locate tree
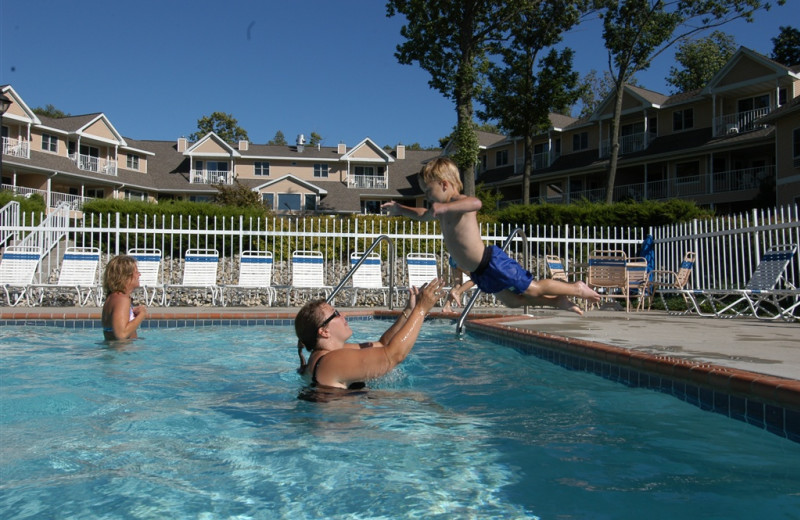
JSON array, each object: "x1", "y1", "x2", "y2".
[
  {"x1": 575, "y1": 70, "x2": 619, "y2": 118},
  {"x1": 213, "y1": 179, "x2": 267, "y2": 211},
  {"x1": 479, "y1": 1, "x2": 585, "y2": 204},
  {"x1": 771, "y1": 25, "x2": 800, "y2": 66},
  {"x1": 596, "y1": 0, "x2": 784, "y2": 204},
  {"x1": 387, "y1": 0, "x2": 522, "y2": 196},
  {"x1": 666, "y1": 31, "x2": 737, "y2": 93},
  {"x1": 309, "y1": 132, "x2": 323, "y2": 146},
  {"x1": 267, "y1": 130, "x2": 287, "y2": 146},
  {"x1": 32, "y1": 104, "x2": 70, "y2": 118},
  {"x1": 189, "y1": 112, "x2": 249, "y2": 143}
]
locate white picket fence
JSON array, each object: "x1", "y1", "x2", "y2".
[{"x1": 1, "y1": 204, "x2": 798, "y2": 300}]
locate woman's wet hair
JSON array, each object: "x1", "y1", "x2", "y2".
[
  {"x1": 295, "y1": 299, "x2": 328, "y2": 372},
  {"x1": 103, "y1": 255, "x2": 137, "y2": 296}
]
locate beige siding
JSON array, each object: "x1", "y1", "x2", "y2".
[{"x1": 84, "y1": 119, "x2": 117, "y2": 141}]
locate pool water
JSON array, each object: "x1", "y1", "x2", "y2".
[{"x1": 1, "y1": 320, "x2": 799, "y2": 519}]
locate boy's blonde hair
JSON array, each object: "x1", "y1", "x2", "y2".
[{"x1": 419, "y1": 157, "x2": 463, "y2": 193}]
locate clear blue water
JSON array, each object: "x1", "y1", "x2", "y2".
[{"x1": 1, "y1": 320, "x2": 799, "y2": 520}]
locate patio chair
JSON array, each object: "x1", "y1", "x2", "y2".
[
  {"x1": 0, "y1": 245, "x2": 42, "y2": 306},
  {"x1": 220, "y1": 250, "x2": 276, "y2": 307},
  {"x1": 545, "y1": 255, "x2": 569, "y2": 282},
  {"x1": 29, "y1": 246, "x2": 102, "y2": 306},
  {"x1": 406, "y1": 252, "x2": 439, "y2": 288},
  {"x1": 286, "y1": 250, "x2": 332, "y2": 306},
  {"x1": 163, "y1": 249, "x2": 220, "y2": 306},
  {"x1": 128, "y1": 248, "x2": 164, "y2": 306},
  {"x1": 645, "y1": 251, "x2": 696, "y2": 311},
  {"x1": 683, "y1": 244, "x2": 798, "y2": 321},
  {"x1": 348, "y1": 251, "x2": 390, "y2": 306},
  {"x1": 624, "y1": 257, "x2": 651, "y2": 312},
  {"x1": 586, "y1": 249, "x2": 629, "y2": 311}
]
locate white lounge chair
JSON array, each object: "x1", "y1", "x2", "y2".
[
  {"x1": 348, "y1": 251, "x2": 390, "y2": 306},
  {"x1": 128, "y1": 248, "x2": 164, "y2": 306},
  {"x1": 286, "y1": 250, "x2": 332, "y2": 306},
  {"x1": 220, "y1": 250, "x2": 276, "y2": 306},
  {"x1": 29, "y1": 246, "x2": 102, "y2": 306},
  {"x1": 163, "y1": 249, "x2": 220, "y2": 306},
  {"x1": 406, "y1": 252, "x2": 439, "y2": 289},
  {"x1": 0, "y1": 245, "x2": 42, "y2": 306},
  {"x1": 681, "y1": 244, "x2": 798, "y2": 321}
]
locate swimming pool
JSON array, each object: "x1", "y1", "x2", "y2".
[{"x1": 2, "y1": 320, "x2": 799, "y2": 519}]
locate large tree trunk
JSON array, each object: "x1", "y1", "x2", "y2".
[{"x1": 604, "y1": 80, "x2": 625, "y2": 204}]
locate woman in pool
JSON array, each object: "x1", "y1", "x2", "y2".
[
  {"x1": 101, "y1": 255, "x2": 148, "y2": 340},
  {"x1": 295, "y1": 278, "x2": 443, "y2": 389}
]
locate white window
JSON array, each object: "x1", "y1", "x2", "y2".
[
  {"x1": 314, "y1": 163, "x2": 329, "y2": 178},
  {"x1": 572, "y1": 132, "x2": 588, "y2": 151},
  {"x1": 42, "y1": 134, "x2": 58, "y2": 153},
  {"x1": 495, "y1": 150, "x2": 508, "y2": 166},
  {"x1": 673, "y1": 109, "x2": 694, "y2": 131},
  {"x1": 125, "y1": 189, "x2": 147, "y2": 201},
  {"x1": 278, "y1": 193, "x2": 302, "y2": 211},
  {"x1": 86, "y1": 189, "x2": 104, "y2": 199},
  {"x1": 127, "y1": 155, "x2": 140, "y2": 170},
  {"x1": 262, "y1": 193, "x2": 274, "y2": 209},
  {"x1": 355, "y1": 166, "x2": 375, "y2": 176},
  {"x1": 255, "y1": 162, "x2": 270, "y2": 176},
  {"x1": 305, "y1": 194, "x2": 317, "y2": 210}
]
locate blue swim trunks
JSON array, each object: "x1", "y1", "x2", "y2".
[{"x1": 469, "y1": 245, "x2": 533, "y2": 294}]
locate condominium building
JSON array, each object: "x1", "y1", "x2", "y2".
[{"x1": 1, "y1": 46, "x2": 799, "y2": 215}]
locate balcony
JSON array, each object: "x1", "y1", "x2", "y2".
[
  {"x1": 1, "y1": 183, "x2": 94, "y2": 210},
  {"x1": 69, "y1": 153, "x2": 118, "y2": 176},
  {"x1": 348, "y1": 173, "x2": 388, "y2": 189},
  {"x1": 1, "y1": 137, "x2": 31, "y2": 159},
  {"x1": 713, "y1": 106, "x2": 771, "y2": 136},
  {"x1": 190, "y1": 169, "x2": 231, "y2": 184},
  {"x1": 601, "y1": 132, "x2": 652, "y2": 158}
]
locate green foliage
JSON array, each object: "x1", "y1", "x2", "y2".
[
  {"x1": 267, "y1": 130, "x2": 287, "y2": 146},
  {"x1": 475, "y1": 182, "x2": 504, "y2": 217},
  {"x1": 213, "y1": 179, "x2": 269, "y2": 211},
  {"x1": 189, "y1": 112, "x2": 249, "y2": 143},
  {"x1": 31, "y1": 104, "x2": 70, "y2": 118},
  {"x1": 771, "y1": 25, "x2": 800, "y2": 66},
  {"x1": 309, "y1": 132, "x2": 323, "y2": 146},
  {"x1": 494, "y1": 199, "x2": 713, "y2": 228},
  {"x1": 0, "y1": 191, "x2": 47, "y2": 225},
  {"x1": 666, "y1": 31, "x2": 737, "y2": 93}
]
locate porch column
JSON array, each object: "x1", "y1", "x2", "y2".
[{"x1": 46, "y1": 176, "x2": 52, "y2": 208}]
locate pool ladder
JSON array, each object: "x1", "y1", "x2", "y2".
[
  {"x1": 455, "y1": 227, "x2": 529, "y2": 336},
  {"x1": 326, "y1": 234, "x2": 396, "y2": 309}
]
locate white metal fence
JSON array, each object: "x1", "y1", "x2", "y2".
[{"x1": 1, "y1": 203, "x2": 798, "y2": 304}]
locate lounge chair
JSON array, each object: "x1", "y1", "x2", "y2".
[
  {"x1": 0, "y1": 245, "x2": 42, "y2": 306},
  {"x1": 128, "y1": 248, "x2": 164, "y2": 306},
  {"x1": 348, "y1": 251, "x2": 390, "y2": 306},
  {"x1": 646, "y1": 251, "x2": 696, "y2": 311},
  {"x1": 682, "y1": 244, "x2": 798, "y2": 321},
  {"x1": 220, "y1": 250, "x2": 276, "y2": 306},
  {"x1": 406, "y1": 252, "x2": 439, "y2": 288},
  {"x1": 163, "y1": 249, "x2": 220, "y2": 306},
  {"x1": 286, "y1": 250, "x2": 332, "y2": 306},
  {"x1": 29, "y1": 246, "x2": 102, "y2": 306},
  {"x1": 586, "y1": 249, "x2": 629, "y2": 311}
]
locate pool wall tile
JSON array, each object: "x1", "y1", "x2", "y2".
[{"x1": 466, "y1": 317, "x2": 800, "y2": 444}]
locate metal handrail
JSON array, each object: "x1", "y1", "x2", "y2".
[
  {"x1": 456, "y1": 227, "x2": 529, "y2": 335},
  {"x1": 326, "y1": 234, "x2": 395, "y2": 309}
]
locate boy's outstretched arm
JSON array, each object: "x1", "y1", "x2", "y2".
[
  {"x1": 381, "y1": 201, "x2": 433, "y2": 221},
  {"x1": 430, "y1": 195, "x2": 482, "y2": 217}
]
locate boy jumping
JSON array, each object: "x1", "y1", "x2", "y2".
[{"x1": 382, "y1": 157, "x2": 600, "y2": 315}]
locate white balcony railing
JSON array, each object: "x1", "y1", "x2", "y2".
[
  {"x1": 69, "y1": 153, "x2": 118, "y2": 176},
  {"x1": 1, "y1": 183, "x2": 94, "y2": 210},
  {"x1": 713, "y1": 106, "x2": 771, "y2": 136},
  {"x1": 601, "y1": 131, "x2": 652, "y2": 158},
  {"x1": 190, "y1": 169, "x2": 231, "y2": 184},
  {"x1": 2, "y1": 137, "x2": 31, "y2": 159},
  {"x1": 348, "y1": 174, "x2": 388, "y2": 189}
]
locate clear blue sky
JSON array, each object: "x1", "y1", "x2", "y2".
[{"x1": 1, "y1": 0, "x2": 794, "y2": 149}]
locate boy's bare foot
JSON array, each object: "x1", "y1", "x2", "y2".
[
  {"x1": 556, "y1": 295, "x2": 583, "y2": 316},
  {"x1": 576, "y1": 281, "x2": 601, "y2": 303}
]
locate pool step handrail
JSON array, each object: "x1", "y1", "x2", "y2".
[
  {"x1": 455, "y1": 227, "x2": 529, "y2": 335},
  {"x1": 326, "y1": 234, "x2": 395, "y2": 310}
]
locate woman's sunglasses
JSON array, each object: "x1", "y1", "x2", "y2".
[{"x1": 319, "y1": 309, "x2": 340, "y2": 328}]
